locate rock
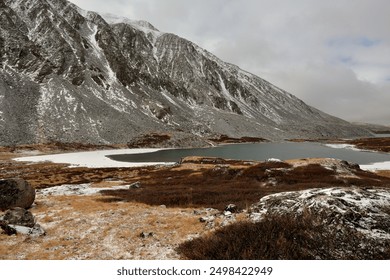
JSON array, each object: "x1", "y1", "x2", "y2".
[
  {"x1": 129, "y1": 181, "x2": 141, "y2": 189},
  {"x1": 8, "y1": 224, "x2": 46, "y2": 236},
  {"x1": 249, "y1": 187, "x2": 390, "y2": 236},
  {"x1": 199, "y1": 216, "x2": 215, "y2": 223},
  {"x1": 3, "y1": 207, "x2": 35, "y2": 227},
  {"x1": 0, "y1": 179, "x2": 35, "y2": 210},
  {"x1": 140, "y1": 232, "x2": 153, "y2": 238},
  {"x1": 224, "y1": 204, "x2": 238, "y2": 213},
  {"x1": 266, "y1": 158, "x2": 282, "y2": 162},
  {"x1": 193, "y1": 208, "x2": 219, "y2": 216},
  {"x1": 223, "y1": 211, "x2": 232, "y2": 216},
  {"x1": 0, "y1": 221, "x2": 17, "y2": 236}
]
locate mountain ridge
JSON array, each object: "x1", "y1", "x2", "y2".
[{"x1": 0, "y1": 0, "x2": 371, "y2": 146}]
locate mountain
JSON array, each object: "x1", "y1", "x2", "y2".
[
  {"x1": 352, "y1": 122, "x2": 390, "y2": 134},
  {"x1": 0, "y1": 0, "x2": 370, "y2": 146}
]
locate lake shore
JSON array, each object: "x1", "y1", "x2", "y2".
[{"x1": 1, "y1": 137, "x2": 390, "y2": 259}]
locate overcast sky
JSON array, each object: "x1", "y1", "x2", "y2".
[{"x1": 69, "y1": 0, "x2": 390, "y2": 125}]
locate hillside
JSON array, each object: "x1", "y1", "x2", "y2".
[{"x1": 0, "y1": 0, "x2": 370, "y2": 146}]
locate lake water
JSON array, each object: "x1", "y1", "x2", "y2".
[{"x1": 106, "y1": 142, "x2": 390, "y2": 165}]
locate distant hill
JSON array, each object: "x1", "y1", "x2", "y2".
[{"x1": 352, "y1": 122, "x2": 390, "y2": 134}]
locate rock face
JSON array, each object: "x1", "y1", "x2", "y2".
[
  {"x1": 250, "y1": 187, "x2": 390, "y2": 240},
  {"x1": 0, "y1": 0, "x2": 371, "y2": 146},
  {"x1": 0, "y1": 178, "x2": 35, "y2": 210}
]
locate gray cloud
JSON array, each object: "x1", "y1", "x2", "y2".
[{"x1": 70, "y1": 0, "x2": 390, "y2": 125}]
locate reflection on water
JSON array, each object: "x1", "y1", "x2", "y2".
[{"x1": 107, "y1": 142, "x2": 390, "y2": 165}]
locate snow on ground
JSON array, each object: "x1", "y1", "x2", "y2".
[
  {"x1": 325, "y1": 143, "x2": 390, "y2": 171},
  {"x1": 36, "y1": 183, "x2": 131, "y2": 196},
  {"x1": 250, "y1": 186, "x2": 390, "y2": 239},
  {"x1": 325, "y1": 143, "x2": 361, "y2": 151},
  {"x1": 361, "y1": 161, "x2": 390, "y2": 171},
  {"x1": 13, "y1": 148, "x2": 175, "y2": 168}
]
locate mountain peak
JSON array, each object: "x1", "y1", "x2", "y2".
[
  {"x1": 101, "y1": 13, "x2": 160, "y2": 32},
  {"x1": 0, "y1": 0, "x2": 371, "y2": 145}
]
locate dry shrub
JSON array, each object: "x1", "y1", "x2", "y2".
[
  {"x1": 177, "y1": 211, "x2": 390, "y2": 260},
  {"x1": 209, "y1": 134, "x2": 267, "y2": 144},
  {"x1": 348, "y1": 137, "x2": 390, "y2": 153},
  {"x1": 99, "y1": 162, "x2": 390, "y2": 210},
  {"x1": 127, "y1": 133, "x2": 171, "y2": 148}
]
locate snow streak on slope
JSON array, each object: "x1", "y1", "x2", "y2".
[{"x1": 0, "y1": 0, "x2": 371, "y2": 145}]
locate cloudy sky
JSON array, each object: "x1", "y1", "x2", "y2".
[{"x1": 69, "y1": 0, "x2": 390, "y2": 125}]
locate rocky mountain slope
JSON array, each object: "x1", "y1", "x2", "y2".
[{"x1": 0, "y1": 0, "x2": 370, "y2": 146}]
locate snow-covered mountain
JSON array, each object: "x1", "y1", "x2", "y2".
[{"x1": 0, "y1": 0, "x2": 370, "y2": 146}]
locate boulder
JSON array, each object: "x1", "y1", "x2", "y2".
[
  {"x1": 3, "y1": 207, "x2": 35, "y2": 227},
  {"x1": 224, "y1": 204, "x2": 238, "y2": 213},
  {"x1": 129, "y1": 181, "x2": 141, "y2": 189},
  {"x1": 0, "y1": 179, "x2": 35, "y2": 210}
]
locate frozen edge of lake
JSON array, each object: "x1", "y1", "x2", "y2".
[
  {"x1": 360, "y1": 161, "x2": 390, "y2": 171},
  {"x1": 13, "y1": 146, "x2": 390, "y2": 171},
  {"x1": 324, "y1": 143, "x2": 390, "y2": 171},
  {"x1": 13, "y1": 148, "x2": 175, "y2": 168}
]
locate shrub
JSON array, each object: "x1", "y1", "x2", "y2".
[{"x1": 177, "y1": 211, "x2": 390, "y2": 260}]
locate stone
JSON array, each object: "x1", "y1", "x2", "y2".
[
  {"x1": 223, "y1": 211, "x2": 232, "y2": 216},
  {"x1": 8, "y1": 224, "x2": 46, "y2": 236},
  {"x1": 224, "y1": 204, "x2": 238, "y2": 213},
  {"x1": 129, "y1": 181, "x2": 141, "y2": 189},
  {"x1": 3, "y1": 207, "x2": 35, "y2": 227},
  {"x1": 0, "y1": 179, "x2": 35, "y2": 210},
  {"x1": 140, "y1": 232, "x2": 153, "y2": 238},
  {"x1": 0, "y1": 221, "x2": 17, "y2": 236},
  {"x1": 199, "y1": 216, "x2": 215, "y2": 223}
]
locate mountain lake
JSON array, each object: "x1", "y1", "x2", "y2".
[{"x1": 106, "y1": 141, "x2": 390, "y2": 165}]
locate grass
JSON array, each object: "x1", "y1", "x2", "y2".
[
  {"x1": 208, "y1": 134, "x2": 267, "y2": 144},
  {"x1": 99, "y1": 161, "x2": 390, "y2": 210},
  {"x1": 177, "y1": 210, "x2": 390, "y2": 260},
  {"x1": 347, "y1": 137, "x2": 390, "y2": 153},
  {"x1": 3, "y1": 154, "x2": 390, "y2": 211},
  {"x1": 127, "y1": 133, "x2": 172, "y2": 148}
]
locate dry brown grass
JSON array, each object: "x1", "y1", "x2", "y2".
[
  {"x1": 208, "y1": 134, "x2": 267, "y2": 144},
  {"x1": 377, "y1": 170, "x2": 390, "y2": 178},
  {"x1": 2, "y1": 146, "x2": 390, "y2": 260},
  {"x1": 127, "y1": 133, "x2": 172, "y2": 148},
  {"x1": 0, "y1": 194, "x2": 204, "y2": 260},
  {"x1": 98, "y1": 160, "x2": 390, "y2": 211},
  {"x1": 177, "y1": 210, "x2": 390, "y2": 260},
  {"x1": 2, "y1": 152, "x2": 390, "y2": 211},
  {"x1": 347, "y1": 137, "x2": 390, "y2": 153}
]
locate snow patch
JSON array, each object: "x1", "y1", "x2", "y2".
[
  {"x1": 360, "y1": 161, "x2": 390, "y2": 171},
  {"x1": 161, "y1": 90, "x2": 178, "y2": 106},
  {"x1": 325, "y1": 143, "x2": 360, "y2": 151},
  {"x1": 36, "y1": 183, "x2": 131, "y2": 196},
  {"x1": 250, "y1": 187, "x2": 390, "y2": 239},
  {"x1": 14, "y1": 148, "x2": 175, "y2": 168}
]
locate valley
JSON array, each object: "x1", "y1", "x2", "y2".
[
  {"x1": 1, "y1": 137, "x2": 390, "y2": 259},
  {"x1": 1, "y1": 0, "x2": 390, "y2": 261}
]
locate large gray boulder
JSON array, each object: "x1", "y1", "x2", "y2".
[{"x1": 0, "y1": 179, "x2": 35, "y2": 210}]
